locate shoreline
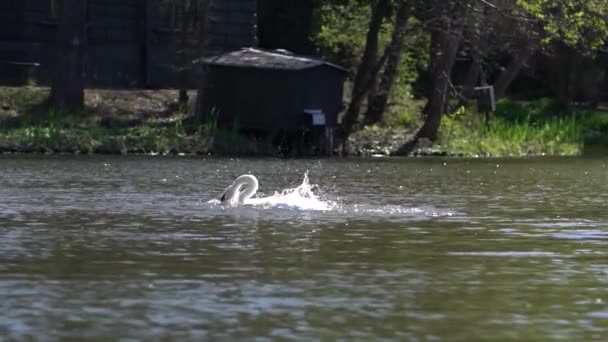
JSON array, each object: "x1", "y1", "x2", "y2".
[
  {"x1": 0, "y1": 86, "x2": 591, "y2": 158},
  {"x1": 0, "y1": 135, "x2": 586, "y2": 158}
]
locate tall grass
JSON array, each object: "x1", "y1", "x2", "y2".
[
  {"x1": 439, "y1": 106, "x2": 583, "y2": 157},
  {"x1": 0, "y1": 124, "x2": 209, "y2": 155}
]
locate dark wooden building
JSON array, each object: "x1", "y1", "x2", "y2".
[
  {"x1": 0, "y1": 0, "x2": 257, "y2": 87},
  {"x1": 198, "y1": 48, "x2": 347, "y2": 133}
]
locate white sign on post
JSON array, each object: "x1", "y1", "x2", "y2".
[{"x1": 304, "y1": 109, "x2": 326, "y2": 126}]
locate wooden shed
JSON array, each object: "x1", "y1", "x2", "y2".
[{"x1": 198, "y1": 48, "x2": 347, "y2": 133}]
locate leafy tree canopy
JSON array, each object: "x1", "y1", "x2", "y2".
[{"x1": 515, "y1": 0, "x2": 608, "y2": 52}]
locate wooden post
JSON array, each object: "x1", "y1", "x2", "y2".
[
  {"x1": 475, "y1": 85, "x2": 496, "y2": 127},
  {"x1": 325, "y1": 127, "x2": 334, "y2": 156}
]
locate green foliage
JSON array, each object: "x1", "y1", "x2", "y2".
[
  {"x1": 312, "y1": 0, "x2": 429, "y2": 100},
  {"x1": 0, "y1": 124, "x2": 209, "y2": 155},
  {"x1": 313, "y1": 1, "x2": 377, "y2": 70},
  {"x1": 436, "y1": 98, "x2": 608, "y2": 156},
  {"x1": 495, "y1": 97, "x2": 574, "y2": 122},
  {"x1": 495, "y1": 97, "x2": 608, "y2": 145},
  {"x1": 439, "y1": 106, "x2": 583, "y2": 156},
  {"x1": 380, "y1": 97, "x2": 425, "y2": 128},
  {"x1": 516, "y1": 0, "x2": 608, "y2": 52}
]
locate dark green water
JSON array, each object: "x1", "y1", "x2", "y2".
[{"x1": 1, "y1": 155, "x2": 607, "y2": 340}]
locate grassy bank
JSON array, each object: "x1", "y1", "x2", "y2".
[
  {"x1": 438, "y1": 104, "x2": 583, "y2": 157},
  {"x1": 436, "y1": 98, "x2": 608, "y2": 157},
  {"x1": 0, "y1": 125, "x2": 209, "y2": 155},
  {"x1": 2, "y1": 86, "x2": 606, "y2": 157},
  {"x1": 0, "y1": 86, "x2": 208, "y2": 155},
  {"x1": 0, "y1": 86, "x2": 283, "y2": 155},
  {"x1": 349, "y1": 97, "x2": 606, "y2": 157}
]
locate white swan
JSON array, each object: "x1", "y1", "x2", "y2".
[
  {"x1": 218, "y1": 173, "x2": 335, "y2": 211},
  {"x1": 220, "y1": 174, "x2": 259, "y2": 206}
]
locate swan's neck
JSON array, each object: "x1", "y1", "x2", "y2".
[
  {"x1": 236, "y1": 175, "x2": 258, "y2": 203},
  {"x1": 224, "y1": 174, "x2": 258, "y2": 205}
]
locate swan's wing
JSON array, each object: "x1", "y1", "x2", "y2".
[
  {"x1": 244, "y1": 196, "x2": 268, "y2": 206},
  {"x1": 244, "y1": 194, "x2": 332, "y2": 211}
]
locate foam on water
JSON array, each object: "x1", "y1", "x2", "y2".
[{"x1": 246, "y1": 172, "x2": 337, "y2": 211}]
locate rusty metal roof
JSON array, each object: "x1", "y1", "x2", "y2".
[{"x1": 196, "y1": 48, "x2": 347, "y2": 73}]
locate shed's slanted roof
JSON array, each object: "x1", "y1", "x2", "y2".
[{"x1": 197, "y1": 48, "x2": 347, "y2": 73}]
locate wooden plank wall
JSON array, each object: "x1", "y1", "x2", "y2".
[{"x1": 0, "y1": 0, "x2": 259, "y2": 87}]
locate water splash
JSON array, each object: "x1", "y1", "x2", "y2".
[
  {"x1": 247, "y1": 172, "x2": 338, "y2": 211},
  {"x1": 209, "y1": 172, "x2": 458, "y2": 219}
]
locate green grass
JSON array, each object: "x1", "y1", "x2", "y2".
[
  {"x1": 0, "y1": 113, "x2": 276, "y2": 156},
  {"x1": 438, "y1": 105, "x2": 583, "y2": 157},
  {"x1": 492, "y1": 97, "x2": 608, "y2": 147},
  {"x1": 381, "y1": 97, "x2": 426, "y2": 128},
  {"x1": 0, "y1": 124, "x2": 210, "y2": 155},
  {"x1": 4, "y1": 86, "x2": 608, "y2": 157},
  {"x1": 0, "y1": 86, "x2": 277, "y2": 155}
]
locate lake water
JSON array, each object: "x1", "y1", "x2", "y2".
[{"x1": 1, "y1": 155, "x2": 607, "y2": 340}]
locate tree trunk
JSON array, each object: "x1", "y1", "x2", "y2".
[
  {"x1": 492, "y1": 41, "x2": 538, "y2": 99},
  {"x1": 461, "y1": 53, "x2": 482, "y2": 99},
  {"x1": 49, "y1": 0, "x2": 87, "y2": 111},
  {"x1": 457, "y1": 1, "x2": 486, "y2": 105},
  {"x1": 340, "y1": 0, "x2": 390, "y2": 136},
  {"x1": 415, "y1": 8, "x2": 464, "y2": 141},
  {"x1": 453, "y1": 42, "x2": 485, "y2": 111},
  {"x1": 420, "y1": 28, "x2": 443, "y2": 116},
  {"x1": 364, "y1": 0, "x2": 410, "y2": 125}
]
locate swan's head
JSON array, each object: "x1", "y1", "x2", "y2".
[{"x1": 220, "y1": 184, "x2": 238, "y2": 206}]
